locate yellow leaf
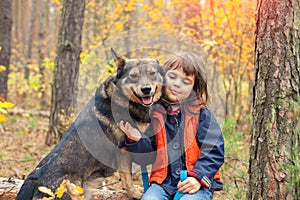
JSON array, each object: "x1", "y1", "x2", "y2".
[
  {"x1": 87, "y1": 1, "x2": 96, "y2": 7},
  {"x1": 38, "y1": 186, "x2": 55, "y2": 197},
  {"x1": 0, "y1": 65, "x2": 6, "y2": 72},
  {"x1": 52, "y1": 0, "x2": 61, "y2": 6},
  {"x1": 74, "y1": 186, "x2": 84, "y2": 194},
  {"x1": 142, "y1": 5, "x2": 150, "y2": 11},
  {"x1": 154, "y1": 0, "x2": 163, "y2": 7},
  {"x1": 0, "y1": 101, "x2": 15, "y2": 109},
  {"x1": 56, "y1": 179, "x2": 69, "y2": 197},
  {"x1": 56, "y1": 184, "x2": 66, "y2": 198},
  {"x1": 115, "y1": 21, "x2": 123, "y2": 31},
  {"x1": 0, "y1": 113, "x2": 7, "y2": 122}
]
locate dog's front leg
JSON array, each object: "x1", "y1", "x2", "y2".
[{"x1": 117, "y1": 147, "x2": 142, "y2": 199}]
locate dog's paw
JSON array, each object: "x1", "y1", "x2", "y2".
[
  {"x1": 131, "y1": 191, "x2": 143, "y2": 200},
  {"x1": 127, "y1": 185, "x2": 143, "y2": 200}
]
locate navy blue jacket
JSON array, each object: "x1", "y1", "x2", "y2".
[{"x1": 126, "y1": 108, "x2": 224, "y2": 194}]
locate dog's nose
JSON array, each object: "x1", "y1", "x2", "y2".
[{"x1": 141, "y1": 85, "x2": 152, "y2": 95}]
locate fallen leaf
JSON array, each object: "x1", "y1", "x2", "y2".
[{"x1": 38, "y1": 186, "x2": 55, "y2": 197}]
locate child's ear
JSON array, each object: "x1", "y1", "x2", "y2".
[{"x1": 111, "y1": 48, "x2": 128, "y2": 80}]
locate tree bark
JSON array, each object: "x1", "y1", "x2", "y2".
[
  {"x1": 37, "y1": 0, "x2": 48, "y2": 108},
  {"x1": 12, "y1": 0, "x2": 20, "y2": 41},
  {"x1": 0, "y1": 0, "x2": 12, "y2": 100},
  {"x1": 24, "y1": 0, "x2": 38, "y2": 79},
  {"x1": 248, "y1": 0, "x2": 300, "y2": 199},
  {"x1": 47, "y1": 0, "x2": 85, "y2": 145}
]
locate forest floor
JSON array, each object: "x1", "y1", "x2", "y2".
[{"x1": 0, "y1": 114, "x2": 250, "y2": 200}]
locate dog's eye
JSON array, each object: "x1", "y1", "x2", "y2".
[
  {"x1": 129, "y1": 73, "x2": 139, "y2": 81},
  {"x1": 148, "y1": 71, "x2": 156, "y2": 77}
]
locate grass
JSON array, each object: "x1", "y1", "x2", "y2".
[{"x1": 215, "y1": 117, "x2": 250, "y2": 200}]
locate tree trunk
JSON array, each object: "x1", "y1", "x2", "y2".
[
  {"x1": 12, "y1": 0, "x2": 20, "y2": 41},
  {"x1": 24, "y1": 0, "x2": 37, "y2": 79},
  {"x1": 37, "y1": 0, "x2": 48, "y2": 108},
  {"x1": 47, "y1": 0, "x2": 85, "y2": 145},
  {"x1": 0, "y1": 0, "x2": 12, "y2": 100},
  {"x1": 123, "y1": 0, "x2": 132, "y2": 56},
  {"x1": 248, "y1": 0, "x2": 300, "y2": 199},
  {"x1": 93, "y1": 0, "x2": 101, "y2": 39},
  {"x1": 21, "y1": 0, "x2": 29, "y2": 60}
]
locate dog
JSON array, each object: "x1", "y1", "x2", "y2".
[{"x1": 16, "y1": 49, "x2": 164, "y2": 200}]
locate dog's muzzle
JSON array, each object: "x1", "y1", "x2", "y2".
[{"x1": 131, "y1": 86, "x2": 157, "y2": 106}]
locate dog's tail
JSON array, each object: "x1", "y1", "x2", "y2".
[{"x1": 15, "y1": 179, "x2": 36, "y2": 200}]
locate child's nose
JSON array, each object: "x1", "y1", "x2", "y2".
[{"x1": 173, "y1": 79, "x2": 181, "y2": 87}]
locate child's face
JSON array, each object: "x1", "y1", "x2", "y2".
[{"x1": 164, "y1": 67, "x2": 195, "y2": 103}]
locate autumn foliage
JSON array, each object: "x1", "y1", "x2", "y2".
[{"x1": 7, "y1": 0, "x2": 256, "y2": 122}]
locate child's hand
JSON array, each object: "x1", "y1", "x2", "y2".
[
  {"x1": 177, "y1": 177, "x2": 201, "y2": 194},
  {"x1": 118, "y1": 120, "x2": 142, "y2": 142}
]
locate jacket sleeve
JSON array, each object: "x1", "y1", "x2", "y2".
[
  {"x1": 188, "y1": 108, "x2": 224, "y2": 188},
  {"x1": 124, "y1": 125, "x2": 157, "y2": 165}
]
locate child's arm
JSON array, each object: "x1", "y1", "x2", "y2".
[{"x1": 188, "y1": 108, "x2": 225, "y2": 188}]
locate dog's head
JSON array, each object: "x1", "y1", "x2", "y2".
[{"x1": 111, "y1": 48, "x2": 164, "y2": 106}]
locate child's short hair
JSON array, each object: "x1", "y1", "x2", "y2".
[{"x1": 163, "y1": 52, "x2": 208, "y2": 105}]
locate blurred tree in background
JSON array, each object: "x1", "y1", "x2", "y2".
[
  {"x1": 47, "y1": 0, "x2": 86, "y2": 144},
  {"x1": 0, "y1": 0, "x2": 12, "y2": 100}
]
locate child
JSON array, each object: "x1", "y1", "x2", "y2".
[{"x1": 118, "y1": 52, "x2": 224, "y2": 200}]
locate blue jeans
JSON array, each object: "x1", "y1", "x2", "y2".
[{"x1": 142, "y1": 183, "x2": 214, "y2": 200}]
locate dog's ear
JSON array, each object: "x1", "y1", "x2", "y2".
[
  {"x1": 111, "y1": 48, "x2": 127, "y2": 68},
  {"x1": 111, "y1": 47, "x2": 119, "y2": 60},
  {"x1": 111, "y1": 48, "x2": 128, "y2": 81},
  {"x1": 155, "y1": 59, "x2": 166, "y2": 76}
]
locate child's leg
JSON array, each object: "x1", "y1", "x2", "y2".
[
  {"x1": 141, "y1": 183, "x2": 170, "y2": 200},
  {"x1": 180, "y1": 187, "x2": 214, "y2": 200}
]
